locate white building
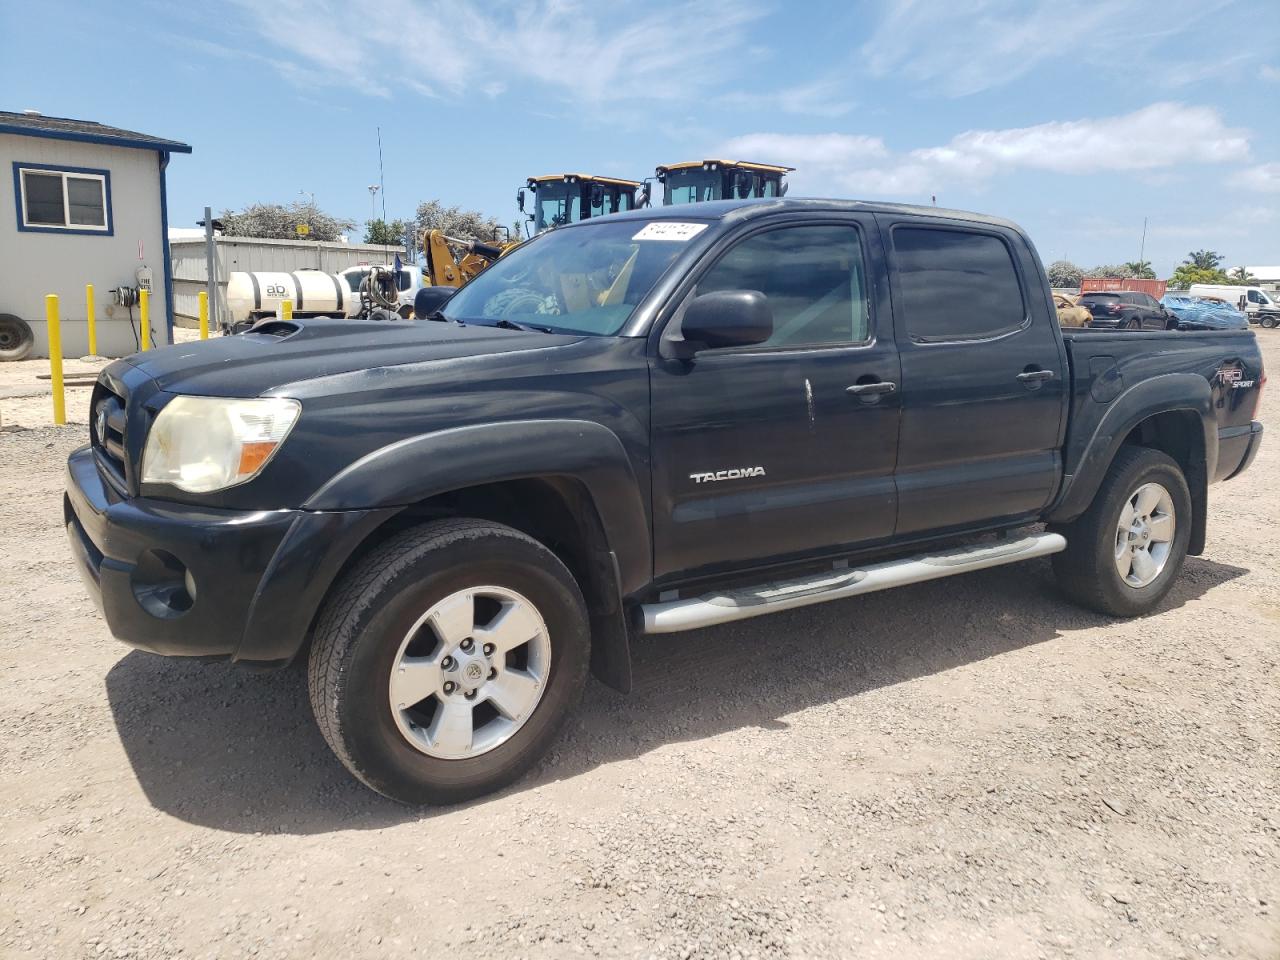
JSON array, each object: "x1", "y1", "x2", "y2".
[
  {"x1": 1244, "y1": 266, "x2": 1280, "y2": 296},
  {"x1": 0, "y1": 110, "x2": 190, "y2": 359}
]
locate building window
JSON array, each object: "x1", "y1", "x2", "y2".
[{"x1": 13, "y1": 163, "x2": 113, "y2": 234}]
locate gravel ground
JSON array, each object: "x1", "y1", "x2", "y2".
[{"x1": 1, "y1": 334, "x2": 1276, "y2": 960}]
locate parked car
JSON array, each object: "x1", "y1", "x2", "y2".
[
  {"x1": 65, "y1": 199, "x2": 1265, "y2": 805},
  {"x1": 1160, "y1": 294, "x2": 1249, "y2": 331},
  {"x1": 1187, "y1": 283, "x2": 1280, "y2": 327},
  {"x1": 1053, "y1": 293, "x2": 1091, "y2": 327},
  {"x1": 1078, "y1": 290, "x2": 1176, "y2": 330}
]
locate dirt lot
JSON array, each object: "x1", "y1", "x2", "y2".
[{"x1": 1, "y1": 334, "x2": 1276, "y2": 960}]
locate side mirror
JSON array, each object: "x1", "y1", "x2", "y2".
[
  {"x1": 516, "y1": 188, "x2": 526, "y2": 212},
  {"x1": 413, "y1": 285, "x2": 455, "y2": 319},
  {"x1": 779, "y1": 180, "x2": 789, "y2": 197},
  {"x1": 671, "y1": 290, "x2": 772, "y2": 355}
]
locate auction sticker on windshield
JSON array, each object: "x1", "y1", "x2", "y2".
[{"x1": 632, "y1": 222, "x2": 708, "y2": 242}]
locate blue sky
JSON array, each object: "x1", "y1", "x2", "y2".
[{"x1": 5, "y1": 0, "x2": 1279, "y2": 276}]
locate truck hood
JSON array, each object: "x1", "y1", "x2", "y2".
[{"x1": 115, "y1": 318, "x2": 584, "y2": 397}]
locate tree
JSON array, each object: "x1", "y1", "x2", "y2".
[
  {"x1": 1229, "y1": 265, "x2": 1256, "y2": 284},
  {"x1": 364, "y1": 218, "x2": 412, "y2": 245},
  {"x1": 1184, "y1": 249, "x2": 1224, "y2": 271},
  {"x1": 219, "y1": 199, "x2": 355, "y2": 242},
  {"x1": 1086, "y1": 263, "x2": 1138, "y2": 279},
  {"x1": 1168, "y1": 264, "x2": 1230, "y2": 289},
  {"x1": 414, "y1": 200, "x2": 508, "y2": 244},
  {"x1": 1123, "y1": 260, "x2": 1156, "y2": 279},
  {"x1": 1046, "y1": 260, "x2": 1084, "y2": 288}
]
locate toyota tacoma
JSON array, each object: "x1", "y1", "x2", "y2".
[{"x1": 65, "y1": 199, "x2": 1265, "y2": 804}]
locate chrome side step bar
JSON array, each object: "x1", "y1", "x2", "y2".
[{"x1": 639, "y1": 532, "x2": 1066, "y2": 635}]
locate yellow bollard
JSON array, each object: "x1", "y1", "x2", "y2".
[
  {"x1": 281, "y1": 299, "x2": 293, "y2": 322},
  {"x1": 86, "y1": 284, "x2": 97, "y2": 357},
  {"x1": 198, "y1": 290, "x2": 209, "y2": 340},
  {"x1": 140, "y1": 288, "x2": 151, "y2": 351},
  {"x1": 46, "y1": 294, "x2": 66, "y2": 426}
]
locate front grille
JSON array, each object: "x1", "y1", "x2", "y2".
[{"x1": 91, "y1": 383, "x2": 128, "y2": 488}]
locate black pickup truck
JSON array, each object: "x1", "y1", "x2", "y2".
[{"x1": 65, "y1": 199, "x2": 1265, "y2": 804}]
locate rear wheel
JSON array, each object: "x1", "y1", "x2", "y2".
[
  {"x1": 308, "y1": 518, "x2": 590, "y2": 804},
  {"x1": 1261, "y1": 315, "x2": 1278, "y2": 329},
  {"x1": 1051, "y1": 446, "x2": 1191, "y2": 617},
  {"x1": 1125, "y1": 315, "x2": 1142, "y2": 330}
]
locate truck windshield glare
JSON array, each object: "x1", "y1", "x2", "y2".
[{"x1": 443, "y1": 220, "x2": 696, "y2": 336}]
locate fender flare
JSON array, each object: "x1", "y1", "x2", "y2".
[
  {"x1": 1046, "y1": 373, "x2": 1215, "y2": 532},
  {"x1": 304, "y1": 419, "x2": 652, "y2": 597}
]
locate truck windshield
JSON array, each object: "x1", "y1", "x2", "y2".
[
  {"x1": 441, "y1": 219, "x2": 700, "y2": 336},
  {"x1": 665, "y1": 170, "x2": 721, "y2": 204},
  {"x1": 534, "y1": 183, "x2": 580, "y2": 232}
]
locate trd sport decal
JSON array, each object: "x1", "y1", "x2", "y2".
[
  {"x1": 1216, "y1": 364, "x2": 1256, "y2": 389},
  {"x1": 689, "y1": 467, "x2": 766, "y2": 484}
]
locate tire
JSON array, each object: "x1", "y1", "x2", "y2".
[
  {"x1": 0, "y1": 313, "x2": 34, "y2": 361},
  {"x1": 1261, "y1": 315, "x2": 1278, "y2": 329},
  {"x1": 1051, "y1": 446, "x2": 1192, "y2": 617},
  {"x1": 1125, "y1": 315, "x2": 1141, "y2": 330},
  {"x1": 308, "y1": 518, "x2": 590, "y2": 805}
]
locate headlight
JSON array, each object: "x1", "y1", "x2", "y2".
[{"x1": 141, "y1": 396, "x2": 301, "y2": 493}]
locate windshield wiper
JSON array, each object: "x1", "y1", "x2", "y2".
[{"x1": 489, "y1": 318, "x2": 557, "y2": 334}]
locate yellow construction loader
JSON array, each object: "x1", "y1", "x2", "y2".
[
  {"x1": 518, "y1": 174, "x2": 646, "y2": 235},
  {"x1": 655, "y1": 160, "x2": 793, "y2": 205},
  {"x1": 420, "y1": 229, "x2": 515, "y2": 287}
]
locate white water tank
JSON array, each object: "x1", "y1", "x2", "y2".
[{"x1": 226, "y1": 271, "x2": 360, "y2": 323}]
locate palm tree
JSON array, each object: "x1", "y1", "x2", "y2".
[
  {"x1": 1229, "y1": 266, "x2": 1256, "y2": 283},
  {"x1": 1184, "y1": 249, "x2": 1224, "y2": 271},
  {"x1": 1124, "y1": 260, "x2": 1156, "y2": 279}
]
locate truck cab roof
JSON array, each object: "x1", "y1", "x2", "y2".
[{"x1": 596, "y1": 196, "x2": 1025, "y2": 233}]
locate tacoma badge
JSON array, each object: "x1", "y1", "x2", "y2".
[{"x1": 689, "y1": 467, "x2": 766, "y2": 484}]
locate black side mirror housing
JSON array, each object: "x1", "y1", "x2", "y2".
[
  {"x1": 667, "y1": 290, "x2": 773, "y2": 357},
  {"x1": 413, "y1": 285, "x2": 456, "y2": 319}
]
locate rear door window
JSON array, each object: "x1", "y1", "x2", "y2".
[{"x1": 892, "y1": 227, "x2": 1026, "y2": 342}]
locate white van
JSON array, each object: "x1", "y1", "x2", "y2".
[
  {"x1": 1187, "y1": 284, "x2": 1280, "y2": 327},
  {"x1": 339, "y1": 264, "x2": 425, "y2": 319}
]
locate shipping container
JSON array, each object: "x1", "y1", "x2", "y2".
[{"x1": 1080, "y1": 277, "x2": 1168, "y2": 299}]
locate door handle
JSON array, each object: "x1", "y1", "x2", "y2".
[
  {"x1": 1017, "y1": 370, "x2": 1055, "y2": 382},
  {"x1": 846, "y1": 381, "x2": 897, "y2": 396}
]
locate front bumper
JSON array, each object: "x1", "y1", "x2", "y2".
[{"x1": 65, "y1": 445, "x2": 394, "y2": 663}]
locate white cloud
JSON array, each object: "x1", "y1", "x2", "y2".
[
  {"x1": 719, "y1": 103, "x2": 1251, "y2": 201},
  {"x1": 723, "y1": 78, "x2": 857, "y2": 118},
  {"x1": 1231, "y1": 163, "x2": 1280, "y2": 193},
  {"x1": 859, "y1": 0, "x2": 1239, "y2": 97},
  {"x1": 1261, "y1": 64, "x2": 1280, "y2": 82},
  {"x1": 227, "y1": 0, "x2": 766, "y2": 103}
]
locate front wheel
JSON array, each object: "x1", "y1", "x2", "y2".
[
  {"x1": 1261, "y1": 315, "x2": 1278, "y2": 329},
  {"x1": 1051, "y1": 446, "x2": 1191, "y2": 617},
  {"x1": 308, "y1": 518, "x2": 590, "y2": 804}
]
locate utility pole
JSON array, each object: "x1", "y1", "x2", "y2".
[
  {"x1": 1139, "y1": 217, "x2": 1148, "y2": 271},
  {"x1": 202, "y1": 206, "x2": 218, "y2": 334}
]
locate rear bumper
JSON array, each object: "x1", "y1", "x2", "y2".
[
  {"x1": 65, "y1": 445, "x2": 395, "y2": 663},
  {"x1": 1218, "y1": 420, "x2": 1263, "y2": 482},
  {"x1": 1085, "y1": 316, "x2": 1123, "y2": 329}
]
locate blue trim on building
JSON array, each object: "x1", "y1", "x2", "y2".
[
  {"x1": 0, "y1": 122, "x2": 191, "y2": 154},
  {"x1": 159, "y1": 152, "x2": 175, "y2": 343},
  {"x1": 12, "y1": 161, "x2": 115, "y2": 236}
]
